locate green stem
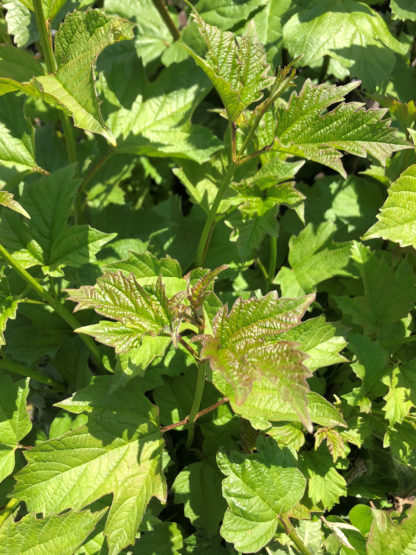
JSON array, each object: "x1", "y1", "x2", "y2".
[
  {"x1": 152, "y1": 0, "x2": 180, "y2": 41},
  {"x1": 0, "y1": 242, "x2": 103, "y2": 369},
  {"x1": 186, "y1": 363, "x2": 206, "y2": 448},
  {"x1": 195, "y1": 163, "x2": 237, "y2": 266},
  {"x1": 0, "y1": 498, "x2": 20, "y2": 529},
  {"x1": 267, "y1": 235, "x2": 277, "y2": 292},
  {"x1": 33, "y1": 0, "x2": 77, "y2": 165},
  {"x1": 0, "y1": 357, "x2": 64, "y2": 390},
  {"x1": 280, "y1": 516, "x2": 313, "y2": 555},
  {"x1": 318, "y1": 54, "x2": 330, "y2": 83}
]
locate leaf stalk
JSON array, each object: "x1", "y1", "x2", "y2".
[
  {"x1": 280, "y1": 516, "x2": 313, "y2": 555},
  {"x1": 152, "y1": 0, "x2": 180, "y2": 41},
  {"x1": 0, "y1": 498, "x2": 20, "y2": 529}
]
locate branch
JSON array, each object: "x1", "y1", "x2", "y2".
[{"x1": 160, "y1": 397, "x2": 229, "y2": 434}]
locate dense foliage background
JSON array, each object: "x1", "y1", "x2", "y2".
[{"x1": 1, "y1": 0, "x2": 416, "y2": 553}]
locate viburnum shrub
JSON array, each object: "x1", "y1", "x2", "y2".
[{"x1": 1, "y1": 0, "x2": 416, "y2": 553}]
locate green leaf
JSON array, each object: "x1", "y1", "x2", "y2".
[
  {"x1": 185, "y1": 12, "x2": 274, "y2": 122},
  {"x1": 275, "y1": 223, "x2": 353, "y2": 294},
  {"x1": 302, "y1": 446, "x2": 347, "y2": 510},
  {"x1": 0, "y1": 94, "x2": 44, "y2": 185},
  {"x1": 367, "y1": 505, "x2": 416, "y2": 555},
  {"x1": 201, "y1": 292, "x2": 314, "y2": 429},
  {"x1": 275, "y1": 80, "x2": 408, "y2": 176},
  {"x1": 0, "y1": 166, "x2": 115, "y2": 275},
  {"x1": 382, "y1": 367, "x2": 413, "y2": 426},
  {"x1": 283, "y1": 0, "x2": 408, "y2": 90},
  {"x1": 100, "y1": 54, "x2": 222, "y2": 163},
  {"x1": 0, "y1": 278, "x2": 19, "y2": 347},
  {"x1": 0, "y1": 44, "x2": 43, "y2": 92},
  {"x1": 390, "y1": 0, "x2": 416, "y2": 21},
  {"x1": 0, "y1": 376, "x2": 31, "y2": 482},
  {"x1": 252, "y1": 0, "x2": 293, "y2": 67},
  {"x1": 13, "y1": 377, "x2": 166, "y2": 555},
  {"x1": 218, "y1": 437, "x2": 307, "y2": 553},
  {"x1": 131, "y1": 521, "x2": 184, "y2": 555},
  {"x1": 363, "y1": 165, "x2": 416, "y2": 248},
  {"x1": 104, "y1": 0, "x2": 176, "y2": 65},
  {"x1": 195, "y1": 0, "x2": 268, "y2": 30},
  {"x1": 335, "y1": 243, "x2": 416, "y2": 334},
  {"x1": 0, "y1": 509, "x2": 107, "y2": 555},
  {"x1": 67, "y1": 270, "x2": 184, "y2": 353},
  {"x1": 279, "y1": 316, "x2": 348, "y2": 372},
  {"x1": 173, "y1": 461, "x2": 226, "y2": 534}
]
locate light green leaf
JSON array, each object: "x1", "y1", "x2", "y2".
[
  {"x1": 252, "y1": 0, "x2": 293, "y2": 67},
  {"x1": 367, "y1": 505, "x2": 416, "y2": 555},
  {"x1": 0, "y1": 376, "x2": 31, "y2": 482},
  {"x1": 195, "y1": 0, "x2": 268, "y2": 29},
  {"x1": 185, "y1": 12, "x2": 274, "y2": 122},
  {"x1": 131, "y1": 522, "x2": 183, "y2": 555},
  {"x1": 0, "y1": 188, "x2": 29, "y2": 218},
  {"x1": 33, "y1": 10, "x2": 134, "y2": 143},
  {"x1": 67, "y1": 269, "x2": 183, "y2": 353},
  {"x1": 173, "y1": 461, "x2": 226, "y2": 534},
  {"x1": 107, "y1": 251, "x2": 186, "y2": 298},
  {"x1": 201, "y1": 292, "x2": 314, "y2": 429},
  {"x1": 3, "y1": 1, "x2": 37, "y2": 48},
  {"x1": 267, "y1": 422, "x2": 305, "y2": 451},
  {"x1": 13, "y1": 377, "x2": 166, "y2": 555},
  {"x1": 0, "y1": 166, "x2": 115, "y2": 275},
  {"x1": 101, "y1": 54, "x2": 222, "y2": 163},
  {"x1": 302, "y1": 446, "x2": 347, "y2": 510},
  {"x1": 315, "y1": 427, "x2": 347, "y2": 462},
  {"x1": 390, "y1": 0, "x2": 416, "y2": 21},
  {"x1": 218, "y1": 437, "x2": 306, "y2": 553},
  {"x1": 283, "y1": 0, "x2": 408, "y2": 90},
  {"x1": 279, "y1": 316, "x2": 348, "y2": 371},
  {"x1": 0, "y1": 509, "x2": 107, "y2": 555},
  {"x1": 275, "y1": 223, "x2": 353, "y2": 294},
  {"x1": 275, "y1": 80, "x2": 408, "y2": 176},
  {"x1": 214, "y1": 367, "x2": 347, "y2": 430},
  {"x1": 363, "y1": 165, "x2": 416, "y2": 248}
]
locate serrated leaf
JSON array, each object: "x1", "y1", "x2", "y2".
[
  {"x1": 173, "y1": 461, "x2": 226, "y2": 534},
  {"x1": 275, "y1": 222, "x2": 353, "y2": 294},
  {"x1": 390, "y1": 0, "x2": 416, "y2": 21},
  {"x1": 363, "y1": 165, "x2": 416, "y2": 248},
  {"x1": 33, "y1": 10, "x2": 134, "y2": 143},
  {"x1": 267, "y1": 422, "x2": 305, "y2": 451},
  {"x1": 0, "y1": 376, "x2": 31, "y2": 482},
  {"x1": 195, "y1": 0, "x2": 268, "y2": 30},
  {"x1": 3, "y1": 1, "x2": 38, "y2": 48},
  {"x1": 315, "y1": 427, "x2": 347, "y2": 462},
  {"x1": 274, "y1": 80, "x2": 408, "y2": 176},
  {"x1": 367, "y1": 505, "x2": 416, "y2": 555},
  {"x1": 382, "y1": 367, "x2": 414, "y2": 425},
  {"x1": 302, "y1": 446, "x2": 347, "y2": 510},
  {"x1": 185, "y1": 12, "x2": 274, "y2": 122},
  {"x1": 0, "y1": 166, "x2": 115, "y2": 275},
  {"x1": 0, "y1": 508, "x2": 107, "y2": 555},
  {"x1": 283, "y1": 0, "x2": 408, "y2": 90},
  {"x1": 0, "y1": 188, "x2": 29, "y2": 218},
  {"x1": 218, "y1": 438, "x2": 306, "y2": 553},
  {"x1": 100, "y1": 51, "x2": 222, "y2": 163},
  {"x1": 67, "y1": 271, "x2": 182, "y2": 353},
  {"x1": 201, "y1": 292, "x2": 314, "y2": 429},
  {"x1": 13, "y1": 376, "x2": 166, "y2": 555},
  {"x1": 279, "y1": 316, "x2": 348, "y2": 372}
]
